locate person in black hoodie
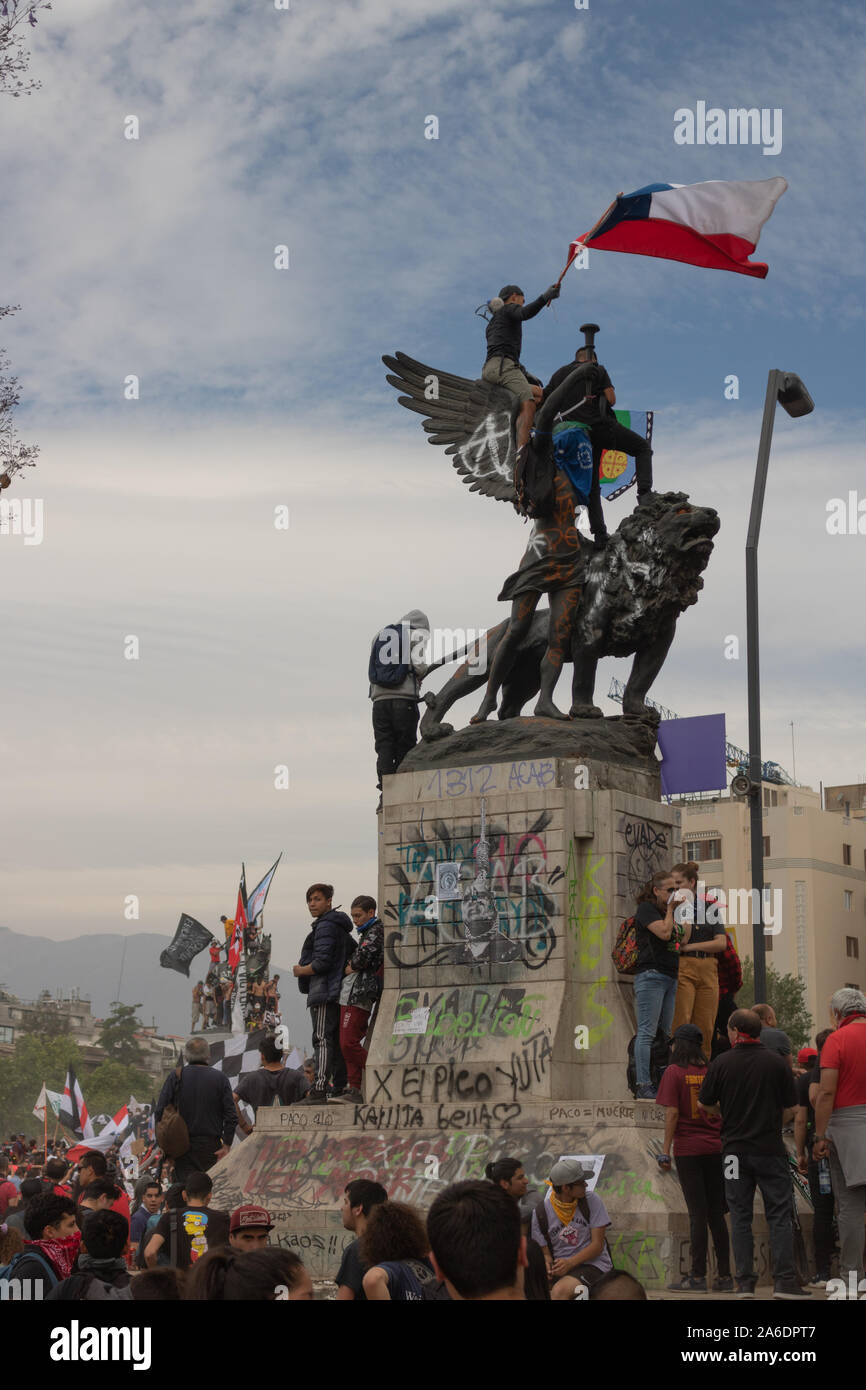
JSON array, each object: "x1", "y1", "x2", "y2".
[{"x1": 293, "y1": 883, "x2": 354, "y2": 1103}]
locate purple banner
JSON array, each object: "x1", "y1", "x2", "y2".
[{"x1": 658, "y1": 713, "x2": 727, "y2": 796}]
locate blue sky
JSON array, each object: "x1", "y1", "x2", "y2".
[{"x1": 2, "y1": 0, "x2": 865, "y2": 997}]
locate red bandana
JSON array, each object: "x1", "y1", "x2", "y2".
[{"x1": 27, "y1": 1231, "x2": 81, "y2": 1281}]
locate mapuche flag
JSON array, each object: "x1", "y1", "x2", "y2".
[
  {"x1": 227, "y1": 867, "x2": 248, "y2": 976},
  {"x1": 571, "y1": 177, "x2": 787, "y2": 279},
  {"x1": 59, "y1": 1066, "x2": 94, "y2": 1140}
]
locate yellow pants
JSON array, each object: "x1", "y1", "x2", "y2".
[{"x1": 672, "y1": 955, "x2": 719, "y2": 1059}]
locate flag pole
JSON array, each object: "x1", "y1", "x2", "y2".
[
  {"x1": 555, "y1": 192, "x2": 622, "y2": 285},
  {"x1": 43, "y1": 1081, "x2": 48, "y2": 1158}
]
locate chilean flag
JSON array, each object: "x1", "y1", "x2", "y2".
[
  {"x1": 227, "y1": 867, "x2": 248, "y2": 976},
  {"x1": 571, "y1": 177, "x2": 787, "y2": 278}
]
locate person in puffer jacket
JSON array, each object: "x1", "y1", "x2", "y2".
[
  {"x1": 293, "y1": 883, "x2": 355, "y2": 1103},
  {"x1": 336, "y1": 895, "x2": 386, "y2": 1105}
]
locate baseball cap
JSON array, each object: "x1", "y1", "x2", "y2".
[
  {"x1": 498, "y1": 284, "x2": 523, "y2": 300},
  {"x1": 797, "y1": 1046, "x2": 818, "y2": 1066},
  {"x1": 230, "y1": 1204, "x2": 274, "y2": 1233},
  {"x1": 549, "y1": 1158, "x2": 594, "y2": 1185}
]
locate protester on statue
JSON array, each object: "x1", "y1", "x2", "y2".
[
  {"x1": 530, "y1": 1158, "x2": 612, "y2": 1300},
  {"x1": 368, "y1": 609, "x2": 430, "y2": 798},
  {"x1": 482, "y1": 282, "x2": 561, "y2": 452},
  {"x1": 698, "y1": 1007, "x2": 808, "y2": 1300},
  {"x1": 129, "y1": 1179, "x2": 164, "y2": 1253},
  {"x1": 656, "y1": 1023, "x2": 732, "y2": 1293},
  {"x1": 227, "y1": 1204, "x2": 273, "y2": 1251},
  {"x1": 813, "y1": 987, "x2": 866, "y2": 1287},
  {"x1": 6, "y1": 1193, "x2": 80, "y2": 1295},
  {"x1": 233, "y1": 1033, "x2": 310, "y2": 1134},
  {"x1": 191, "y1": 981, "x2": 204, "y2": 1033},
  {"x1": 220, "y1": 915, "x2": 235, "y2": 943},
  {"x1": 46, "y1": 1210, "x2": 132, "y2": 1301},
  {"x1": 208, "y1": 938, "x2": 222, "y2": 970},
  {"x1": 144, "y1": 1170, "x2": 229, "y2": 1270},
  {"x1": 669, "y1": 861, "x2": 726, "y2": 1062},
  {"x1": 266, "y1": 975, "x2": 280, "y2": 1012},
  {"x1": 360, "y1": 1200, "x2": 437, "y2": 1300},
  {"x1": 154, "y1": 1036, "x2": 237, "y2": 1182},
  {"x1": 75, "y1": 1151, "x2": 131, "y2": 1228},
  {"x1": 632, "y1": 870, "x2": 691, "y2": 1100},
  {"x1": 542, "y1": 339, "x2": 655, "y2": 510},
  {"x1": 303, "y1": 1058, "x2": 315, "y2": 1089},
  {"x1": 293, "y1": 883, "x2": 353, "y2": 1103},
  {"x1": 795, "y1": 1028, "x2": 835, "y2": 1287},
  {"x1": 335, "y1": 1178, "x2": 388, "y2": 1300},
  {"x1": 336, "y1": 894, "x2": 385, "y2": 1104},
  {"x1": 752, "y1": 1003, "x2": 794, "y2": 1067},
  {"x1": 184, "y1": 1246, "x2": 314, "y2": 1300}
]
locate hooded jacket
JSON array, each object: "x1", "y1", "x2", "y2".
[
  {"x1": 298, "y1": 908, "x2": 355, "y2": 1006},
  {"x1": 369, "y1": 609, "x2": 429, "y2": 704},
  {"x1": 341, "y1": 916, "x2": 385, "y2": 1011}
]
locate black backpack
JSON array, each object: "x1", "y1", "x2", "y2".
[
  {"x1": 626, "y1": 1027, "x2": 669, "y2": 1097},
  {"x1": 368, "y1": 623, "x2": 410, "y2": 687},
  {"x1": 513, "y1": 433, "x2": 556, "y2": 519}
]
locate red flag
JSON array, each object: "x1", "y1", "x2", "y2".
[{"x1": 228, "y1": 866, "x2": 248, "y2": 975}]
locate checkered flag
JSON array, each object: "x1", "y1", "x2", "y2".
[{"x1": 208, "y1": 1029, "x2": 269, "y2": 1085}]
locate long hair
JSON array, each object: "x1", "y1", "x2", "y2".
[
  {"x1": 484, "y1": 1158, "x2": 523, "y2": 1188},
  {"x1": 636, "y1": 869, "x2": 671, "y2": 905},
  {"x1": 184, "y1": 1247, "x2": 306, "y2": 1301},
  {"x1": 670, "y1": 1037, "x2": 708, "y2": 1068}
]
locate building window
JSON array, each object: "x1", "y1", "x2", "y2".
[
  {"x1": 845, "y1": 891, "x2": 854, "y2": 911},
  {"x1": 843, "y1": 843, "x2": 852, "y2": 866},
  {"x1": 0, "y1": 1025, "x2": 14, "y2": 1043},
  {"x1": 765, "y1": 933, "x2": 774, "y2": 952},
  {"x1": 684, "y1": 838, "x2": 722, "y2": 862},
  {"x1": 763, "y1": 788, "x2": 778, "y2": 807},
  {"x1": 762, "y1": 836, "x2": 771, "y2": 857},
  {"x1": 847, "y1": 937, "x2": 860, "y2": 959}
]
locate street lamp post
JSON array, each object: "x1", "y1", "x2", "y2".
[{"x1": 746, "y1": 370, "x2": 814, "y2": 1003}]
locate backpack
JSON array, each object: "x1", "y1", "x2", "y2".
[
  {"x1": 368, "y1": 624, "x2": 410, "y2": 687},
  {"x1": 611, "y1": 916, "x2": 638, "y2": 975},
  {"x1": 46, "y1": 1272, "x2": 134, "y2": 1302},
  {"x1": 156, "y1": 1065, "x2": 190, "y2": 1159},
  {"x1": 552, "y1": 422, "x2": 594, "y2": 504},
  {"x1": 626, "y1": 1027, "x2": 670, "y2": 1098},
  {"x1": 0, "y1": 1247, "x2": 59, "y2": 1291},
  {"x1": 513, "y1": 433, "x2": 556, "y2": 519},
  {"x1": 534, "y1": 1196, "x2": 612, "y2": 1263}
]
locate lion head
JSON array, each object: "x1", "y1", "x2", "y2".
[{"x1": 576, "y1": 492, "x2": 719, "y2": 657}]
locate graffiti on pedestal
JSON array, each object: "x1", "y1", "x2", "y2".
[
  {"x1": 567, "y1": 841, "x2": 614, "y2": 1045},
  {"x1": 385, "y1": 808, "x2": 561, "y2": 971},
  {"x1": 387, "y1": 984, "x2": 547, "y2": 1065},
  {"x1": 618, "y1": 816, "x2": 670, "y2": 899}
]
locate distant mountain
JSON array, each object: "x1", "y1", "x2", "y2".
[{"x1": 0, "y1": 926, "x2": 309, "y2": 1048}]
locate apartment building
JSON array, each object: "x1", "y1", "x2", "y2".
[{"x1": 680, "y1": 782, "x2": 866, "y2": 1031}]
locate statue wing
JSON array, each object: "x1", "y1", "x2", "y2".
[{"x1": 383, "y1": 351, "x2": 518, "y2": 503}]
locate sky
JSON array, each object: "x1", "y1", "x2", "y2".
[{"x1": 2, "y1": 0, "x2": 865, "y2": 990}]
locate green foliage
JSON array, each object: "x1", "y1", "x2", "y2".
[
  {"x1": 739, "y1": 958, "x2": 814, "y2": 1050},
  {"x1": 85, "y1": 1060, "x2": 152, "y2": 1120},
  {"x1": 0, "y1": 1033, "x2": 81, "y2": 1138},
  {"x1": 97, "y1": 1002, "x2": 145, "y2": 1068}
]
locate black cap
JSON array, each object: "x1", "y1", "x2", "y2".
[
  {"x1": 672, "y1": 1023, "x2": 703, "y2": 1044},
  {"x1": 499, "y1": 285, "x2": 523, "y2": 301}
]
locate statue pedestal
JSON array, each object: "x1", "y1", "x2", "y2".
[{"x1": 210, "y1": 755, "x2": 800, "y2": 1289}]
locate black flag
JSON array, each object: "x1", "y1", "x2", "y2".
[{"x1": 160, "y1": 914, "x2": 214, "y2": 976}]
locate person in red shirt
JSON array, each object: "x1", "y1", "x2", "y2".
[
  {"x1": 0, "y1": 1156, "x2": 19, "y2": 1218},
  {"x1": 813, "y1": 987, "x2": 866, "y2": 1284},
  {"x1": 76, "y1": 1151, "x2": 131, "y2": 1227},
  {"x1": 656, "y1": 1023, "x2": 732, "y2": 1293}
]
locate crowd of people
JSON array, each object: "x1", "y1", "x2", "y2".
[{"x1": 631, "y1": 862, "x2": 866, "y2": 1297}]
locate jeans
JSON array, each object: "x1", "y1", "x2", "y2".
[
  {"x1": 339, "y1": 1004, "x2": 372, "y2": 1090},
  {"x1": 675, "y1": 1153, "x2": 731, "y2": 1278},
  {"x1": 372, "y1": 699, "x2": 419, "y2": 787},
  {"x1": 806, "y1": 1158, "x2": 836, "y2": 1276},
  {"x1": 828, "y1": 1147, "x2": 866, "y2": 1282},
  {"x1": 633, "y1": 969, "x2": 678, "y2": 1086},
  {"x1": 723, "y1": 1153, "x2": 794, "y2": 1284}
]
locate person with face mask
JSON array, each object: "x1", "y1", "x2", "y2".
[{"x1": 7, "y1": 1193, "x2": 81, "y2": 1295}]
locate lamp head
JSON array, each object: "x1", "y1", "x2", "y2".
[{"x1": 777, "y1": 373, "x2": 814, "y2": 418}]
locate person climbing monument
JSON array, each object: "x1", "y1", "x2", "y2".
[
  {"x1": 368, "y1": 609, "x2": 430, "y2": 794},
  {"x1": 543, "y1": 339, "x2": 655, "y2": 510},
  {"x1": 482, "y1": 284, "x2": 561, "y2": 451}
]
